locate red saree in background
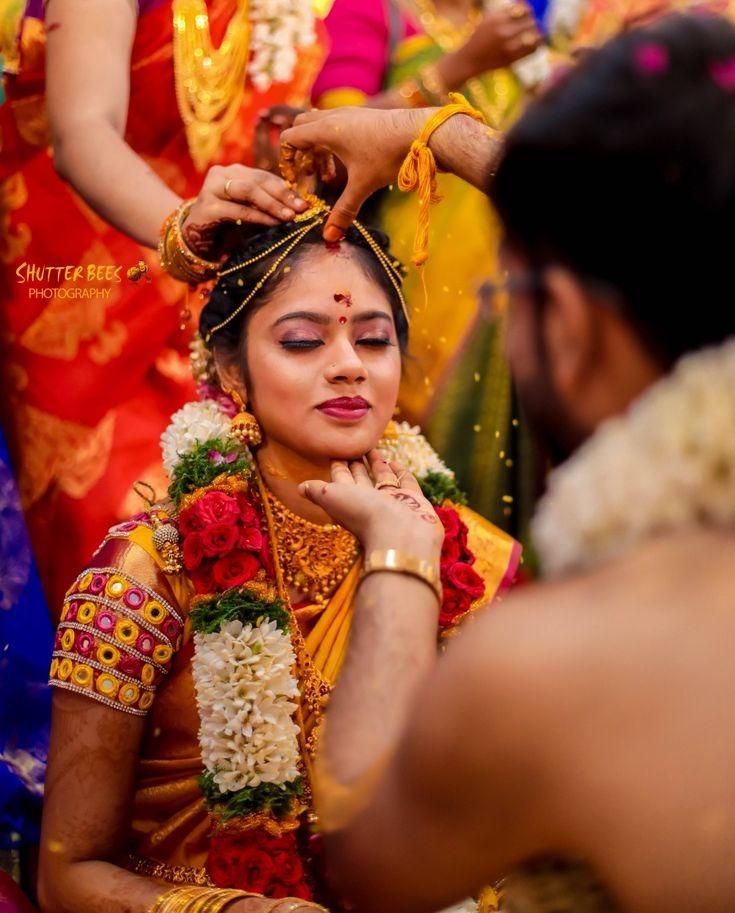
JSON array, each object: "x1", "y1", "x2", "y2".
[{"x1": 0, "y1": 1, "x2": 326, "y2": 616}]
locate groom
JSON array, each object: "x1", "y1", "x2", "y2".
[{"x1": 288, "y1": 13, "x2": 735, "y2": 913}]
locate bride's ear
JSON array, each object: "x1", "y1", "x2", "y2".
[{"x1": 212, "y1": 348, "x2": 249, "y2": 404}]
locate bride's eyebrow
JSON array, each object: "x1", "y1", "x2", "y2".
[
  {"x1": 274, "y1": 310, "x2": 330, "y2": 326},
  {"x1": 353, "y1": 310, "x2": 392, "y2": 324}
]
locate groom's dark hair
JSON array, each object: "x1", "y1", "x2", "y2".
[{"x1": 492, "y1": 13, "x2": 735, "y2": 367}]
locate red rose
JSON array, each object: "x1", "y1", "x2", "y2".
[
  {"x1": 193, "y1": 491, "x2": 241, "y2": 528},
  {"x1": 272, "y1": 850, "x2": 305, "y2": 887},
  {"x1": 239, "y1": 526, "x2": 264, "y2": 552},
  {"x1": 236, "y1": 493, "x2": 260, "y2": 527},
  {"x1": 213, "y1": 551, "x2": 261, "y2": 589},
  {"x1": 441, "y1": 535, "x2": 461, "y2": 569},
  {"x1": 209, "y1": 836, "x2": 275, "y2": 892},
  {"x1": 178, "y1": 505, "x2": 207, "y2": 536},
  {"x1": 447, "y1": 562, "x2": 485, "y2": 600},
  {"x1": 201, "y1": 523, "x2": 241, "y2": 557},
  {"x1": 191, "y1": 562, "x2": 216, "y2": 594},
  {"x1": 182, "y1": 532, "x2": 205, "y2": 570},
  {"x1": 439, "y1": 586, "x2": 472, "y2": 627},
  {"x1": 435, "y1": 506, "x2": 461, "y2": 537}
]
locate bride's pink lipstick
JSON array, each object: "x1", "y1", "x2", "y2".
[{"x1": 317, "y1": 396, "x2": 371, "y2": 421}]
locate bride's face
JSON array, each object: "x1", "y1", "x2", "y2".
[{"x1": 242, "y1": 245, "x2": 403, "y2": 462}]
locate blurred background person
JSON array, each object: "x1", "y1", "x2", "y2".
[{"x1": 0, "y1": 0, "x2": 327, "y2": 613}]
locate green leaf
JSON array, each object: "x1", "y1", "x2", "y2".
[
  {"x1": 168, "y1": 438, "x2": 251, "y2": 504},
  {"x1": 190, "y1": 587, "x2": 291, "y2": 634},
  {"x1": 199, "y1": 772, "x2": 304, "y2": 821},
  {"x1": 420, "y1": 471, "x2": 468, "y2": 506}
]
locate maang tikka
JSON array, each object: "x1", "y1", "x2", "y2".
[{"x1": 224, "y1": 387, "x2": 262, "y2": 448}]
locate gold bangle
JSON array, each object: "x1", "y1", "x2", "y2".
[
  {"x1": 150, "y1": 887, "x2": 257, "y2": 913},
  {"x1": 150, "y1": 887, "x2": 202, "y2": 913},
  {"x1": 416, "y1": 63, "x2": 450, "y2": 106},
  {"x1": 158, "y1": 199, "x2": 220, "y2": 284},
  {"x1": 396, "y1": 78, "x2": 425, "y2": 108},
  {"x1": 361, "y1": 549, "x2": 442, "y2": 604}
]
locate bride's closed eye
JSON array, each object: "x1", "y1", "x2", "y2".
[
  {"x1": 280, "y1": 337, "x2": 324, "y2": 350},
  {"x1": 356, "y1": 336, "x2": 394, "y2": 348}
]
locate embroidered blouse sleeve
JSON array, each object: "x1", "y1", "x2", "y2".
[{"x1": 49, "y1": 528, "x2": 186, "y2": 716}]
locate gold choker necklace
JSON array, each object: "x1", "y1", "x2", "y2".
[{"x1": 261, "y1": 484, "x2": 360, "y2": 607}]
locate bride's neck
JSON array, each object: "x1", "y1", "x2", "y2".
[{"x1": 256, "y1": 439, "x2": 334, "y2": 525}]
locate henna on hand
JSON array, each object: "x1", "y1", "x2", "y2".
[
  {"x1": 182, "y1": 217, "x2": 220, "y2": 259},
  {"x1": 389, "y1": 491, "x2": 439, "y2": 524}
]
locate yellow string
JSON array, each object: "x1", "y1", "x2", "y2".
[{"x1": 397, "y1": 92, "x2": 487, "y2": 269}]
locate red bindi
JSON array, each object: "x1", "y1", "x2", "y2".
[{"x1": 338, "y1": 315, "x2": 348, "y2": 324}]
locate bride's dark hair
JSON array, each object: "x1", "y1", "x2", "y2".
[{"x1": 201, "y1": 219, "x2": 409, "y2": 381}]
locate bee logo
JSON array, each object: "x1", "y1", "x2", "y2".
[{"x1": 127, "y1": 260, "x2": 151, "y2": 283}]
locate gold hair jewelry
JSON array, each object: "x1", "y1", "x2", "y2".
[
  {"x1": 223, "y1": 387, "x2": 262, "y2": 448},
  {"x1": 205, "y1": 194, "x2": 408, "y2": 342},
  {"x1": 361, "y1": 549, "x2": 442, "y2": 604},
  {"x1": 261, "y1": 482, "x2": 359, "y2": 608}
]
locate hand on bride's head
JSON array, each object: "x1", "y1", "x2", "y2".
[
  {"x1": 204, "y1": 221, "x2": 409, "y2": 467},
  {"x1": 299, "y1": 451, "x2": 443, "y2": 561}
]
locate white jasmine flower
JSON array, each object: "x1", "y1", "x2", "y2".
[
  {"x1": 193, "y1": 619, "x2": 302, "y2": 793},
  {"x1": 160, "y1": 400, "x2": 231, "y2": 475},
  {"x1": 534, "y1": 339, "x2": 735, "y2": 577},
  {"x1": 248, "y1": 0, "x2": 316, "y2": 93},
  {"x1": 378, "y1": 421, "x2": 454, "y2": 480}
]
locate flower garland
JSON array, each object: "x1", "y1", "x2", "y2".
[
  {"x1": 533, "y1": 339, "x2": 735, "y2": 578},
  {"x1": 158, "y1": 338, "x2": 488, "y2": 898},
  {"x1": 248, "y1": 0, "x2": 316, "y2": 92}
]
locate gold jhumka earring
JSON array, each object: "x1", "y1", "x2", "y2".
[{"x1": 224, "y1": 387, "x2": 262, "y2": 448}]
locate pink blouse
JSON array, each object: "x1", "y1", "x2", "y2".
[{"x1": 311, "y1": 0, "x2": 418, "y2": 101}]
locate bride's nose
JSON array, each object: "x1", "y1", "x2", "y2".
[{"x1": 324, "y1": 340, "x2": 366, "y2": 384}]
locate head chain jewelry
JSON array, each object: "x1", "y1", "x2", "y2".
[{"x1": 204, "y1": 195, "x2": 408, "y2": 343}]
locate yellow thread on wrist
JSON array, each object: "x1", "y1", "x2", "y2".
[{"x1": 397, "y1": 93, "x2": 487, "y2": 268}]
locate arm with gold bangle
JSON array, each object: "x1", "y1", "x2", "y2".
[
  {"x1": 158, "y1": 199, "x2": 221, "y2": 284},
  {"x1": 149, "y1": 886, "x2": 329, "y2": 913}
]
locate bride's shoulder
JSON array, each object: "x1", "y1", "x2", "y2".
[{"x1": 49, "y1": 503, "x2": 187, "y2": 716}]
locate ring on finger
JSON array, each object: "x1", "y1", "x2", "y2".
[
  {"x1": 223, "y1": 178, "x2": 235, "y2": 201},
  {"x1": 375, "y1": 480, "x2": 400, "y2": 491}
]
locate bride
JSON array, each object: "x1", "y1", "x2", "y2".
[{"x1": 38, "y1": 187, "x2": 520, "y2": 913}]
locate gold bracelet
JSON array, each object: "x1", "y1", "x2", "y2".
[
  {"x1": 416, "y1": 62, "x2": 450, "y2": 106},
  {"x1": 158, "y1": 199, "x2": 220, "y2": 284},
  {"x1": 150, "y1": 887, "x2": 259, "y2": 913},
  {"x1": 150, "y1": 887, "x2": 201, "y2": 913},
  {"x1": 361, "y1": 549, "x2": 442, "y2": 604},
  {"x1": 396, "y1": 78, "x2": 426, "y2": 108}
]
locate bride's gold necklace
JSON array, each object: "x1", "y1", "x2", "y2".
[
  {"x1": 172, "y1": 0, "x2": 252, "y2": 172},
  {"x1": 261, "y1": 483, "x2": 360, "y2": 607}
]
